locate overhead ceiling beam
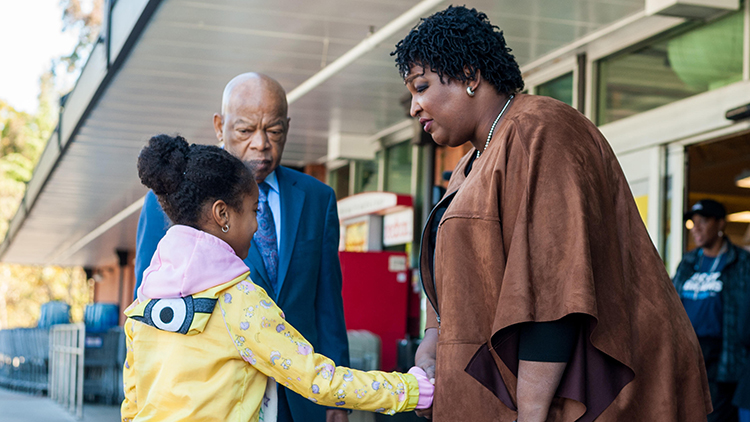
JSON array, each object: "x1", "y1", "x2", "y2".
[
  {"x1": 287, "y1": 0, "x2": 447, "y2": 104},
  {"x1": 47, "y1": 196, "x2": 146, "y2": 263}
]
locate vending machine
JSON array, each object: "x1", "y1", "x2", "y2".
[
  {"x1": 340, "y1": 251, "x2": 409, "y2": 371},
  {"x1": 337, "y1": 192, "x2": 417, "y2": 371}
]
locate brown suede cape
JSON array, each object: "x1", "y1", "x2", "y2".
[{"x1": 419, "y1": 94, "x2": 711, "y2": 421}]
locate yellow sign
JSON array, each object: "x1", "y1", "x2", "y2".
[
  {"x1": 634, "y1": 195, "x2": 648, "y2": 228},
  {"x1": 344, "y1": 221, "x2": 368, "y2": 252}
]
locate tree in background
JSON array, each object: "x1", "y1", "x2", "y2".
[
  {"x1": 0, "y1": 74, "x2": 55, "y2": 236},
  {"x1": 0, "y1": 0, "x2": 103, "y2": 329},
  {"x1": 0, "y1": 266, "x2": 91, "y2": 330},
  {"x1": 60, "y1": 0, "x2": 103, "y2": 72},
  {"x1": 0, "y1": 75, "x2": 93, "y2": 329}
]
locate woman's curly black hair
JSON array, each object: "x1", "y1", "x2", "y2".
[
  {"x1": 137, "y1": 134, "x2": 256, "y2": 228},
  {"x1": 392, "y1": 5, "x2": 524, "y2": 94}
]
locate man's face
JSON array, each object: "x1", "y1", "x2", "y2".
[
  {"x1": 690, "y1": 214, "x2": 724, "y2": 249},
  {"x1": 215, "y1": 87, "x2": 289, "y2": 181}
]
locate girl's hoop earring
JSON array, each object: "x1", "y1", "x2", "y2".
[
  {"x1": 466, "y1": 86, "x2": 475, "y2": 97},
  {"x1": 222, "y1": 224, "x2": 229, "y2": 233}
]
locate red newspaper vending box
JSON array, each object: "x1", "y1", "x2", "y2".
[
  {"x1": 337, "y1": 192, "x2": 415, "y2": 371},
  {"x1": 339, "y1": 250, "x2": 409, "y2": 371}
]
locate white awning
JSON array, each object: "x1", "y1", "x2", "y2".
[{"x1": 0, "y1": 0, "x2": 645, "y2": 267}]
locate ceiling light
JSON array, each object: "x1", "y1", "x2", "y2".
[
  {"x1": 736, "y1": 170, "x2": 750, "y2": 188},
  {"x1": 726, "y1": 103, "x2": 750, "y2": 121},
  {"x1": 727, "y1": 211, "x2": 750, "y2": 223}
]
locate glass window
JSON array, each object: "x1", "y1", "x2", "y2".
[
  {"x1": 354, "y1": 159, "x2": 379, "y2": 194},
  {"x1": 328, "y1": 164, "x2": 350, "y2": 199},
  {"x1": 385, "y1": 142, "x2": 412, "y2": 194},
  {"x1": 597, "y1": 11, "x2": 744, "y2": 125},
  {"x1": 536, "y1": 72, "x2": 574, "y2": 106}
]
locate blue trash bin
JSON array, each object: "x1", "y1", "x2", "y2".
[
  {"x1": 38, "y1": 301, "x2": 70, "y2": 328},
  {"x1": 84, "y1": 303, "x2": 120, "y2": 333}
]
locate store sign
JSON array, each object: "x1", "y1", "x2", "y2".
[
  {"x1": 341, "y1": 215, "x2": 383, "y2": 252},
  {"x1": 383, "y1": 209, "x2": 413, "y2": 246},
  {"x1": 338, "y1": 192, "x2": 398, "y2": 220},
  {"x1": 344, "y1": 221, "x2": 369, "y2": 252},
  {"x1": 337, "y1": 192, "x2": 412, "y2": 221}
]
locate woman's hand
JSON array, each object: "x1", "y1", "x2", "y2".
[
  {"x1": 414, "y1": 328, "x2": 438, "y2": 419},
  {"x1": 326, "y1": 409, "x2": 348, "y2": 422},
  {"x1": 516, "y1": 360, "x2": 567, "y2": 422}
]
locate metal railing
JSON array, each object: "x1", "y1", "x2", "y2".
[
  {"x1": 49, "y1": 323, "x2": 85, "y2": 419},
  {"x1": 0, "y1": 328, "x2": 49, "y2": 393}
]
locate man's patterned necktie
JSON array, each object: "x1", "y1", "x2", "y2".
[{"x1": 254, "y1": 182, "x2": 279, "y2": 292}]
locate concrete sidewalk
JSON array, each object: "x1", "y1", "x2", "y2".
[{"x1": 0, "y1": 387, "x2": 120, "y2": 421}]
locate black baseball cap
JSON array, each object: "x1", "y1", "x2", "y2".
[{"x1": 684, "y1": 199, "x2": 726, "y2": 221}]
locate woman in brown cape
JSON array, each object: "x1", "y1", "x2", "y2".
[{"x1": 392, "y1": 6, "x2": 711, "y2": 422}]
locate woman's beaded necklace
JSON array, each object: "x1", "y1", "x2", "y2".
[{"x1": 476, "y1": 94, "x2": 514, "y2": 159}]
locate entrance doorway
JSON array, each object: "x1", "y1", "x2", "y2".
[{"x1": 686, "y1": 130, "x2": 750, "y2": 253}]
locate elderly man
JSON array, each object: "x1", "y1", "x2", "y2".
[{"x1": 134, "y1": 73, "x2": 350, "y2": 422}]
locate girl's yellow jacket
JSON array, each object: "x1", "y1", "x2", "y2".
[{"x1": 122, "y1": 273, "x2": 420, "y2": 422}]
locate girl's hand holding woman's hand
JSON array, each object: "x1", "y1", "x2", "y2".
[{"x1": 414, "y1": 328, "x2": 438, "y2": 419}]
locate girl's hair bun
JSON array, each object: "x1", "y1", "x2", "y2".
[
  {"x1": 136, "y1": 133, "x2": 255, "y2": 228},
  {"x1": 137, "y1": 134, "x2": 191, "y2": 195}
]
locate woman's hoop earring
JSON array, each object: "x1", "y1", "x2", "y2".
[
  {"x1": 466, "y1": 86, "x2": 475, "y2": 97},
  {"x1": 222, "y1": 224, "x2": 229, "y2": 233}
]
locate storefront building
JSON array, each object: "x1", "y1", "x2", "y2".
[
  {"x1": 329, "y1": 0, "x2": 750, "y2": 282},
  {"x1": 1, "y1": 0, "x2": 749, "y2": 332}
]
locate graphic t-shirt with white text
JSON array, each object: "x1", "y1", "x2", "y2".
[{"x1": 680, "y1": 250, "x2": 727, "y2": 338}]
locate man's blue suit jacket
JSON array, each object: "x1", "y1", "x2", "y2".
[{"x1": 134, "y1": 166, "x2": 350, "y2": 421}]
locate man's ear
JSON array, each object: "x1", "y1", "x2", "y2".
[
  {"x1": 213, "y1": 113, "x2": 224, "y2": 143},
  {"x1": 211, "y1": 200, "x2": 230, "y2": 228}
]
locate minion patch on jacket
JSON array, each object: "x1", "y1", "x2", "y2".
[
  {"x1": 127, "y1": 296, "x2": 216, "y2": 335},
  {"x1": 125, "y1": 275, "x2": 248, "y2": 335}
]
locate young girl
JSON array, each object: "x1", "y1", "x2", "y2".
[{"x1": 121, "y1": 135, "x2": 432, "y2": 422}]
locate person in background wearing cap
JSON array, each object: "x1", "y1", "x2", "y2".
[{"x1": 674, "y1": 199, "x2": 750, "y2": 422}]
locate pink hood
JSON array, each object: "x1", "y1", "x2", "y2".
[{"x1": 138, "y1": 225, "x2": 249, "y2": 300}]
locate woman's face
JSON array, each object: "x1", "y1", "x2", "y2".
[
  {"x1": 404, "y1": 65, "x2": 475, "y2": 147},
  {"x1": 223, "y1": 184, "x2": 259, "y2": 260}
]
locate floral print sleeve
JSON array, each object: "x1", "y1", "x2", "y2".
[{"x1": 218, "y1": 277, "x2": 421, "y2": 415}]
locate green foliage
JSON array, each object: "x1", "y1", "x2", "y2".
[
  {"x1": 34, "y1": 71, "x2": 57, "y2": 140},
  {"x1": 0, "y1": 75, "x2": 87, "y2": 329},
  {"x1": 0, "y1": 1, "x2": 103, "y2": 329},
  {"x1": 0, "y1": 75, "x2": 56, "y2": 239},
  {"x1": 0, "y1": 265, "x2": 91, "y2": 329},
  {"x1": 59, "y1": 0, "x2": 103, "y2": 72},
  {"x1": 0, "y1": 153, "x2": 33, "y2": 182}
]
